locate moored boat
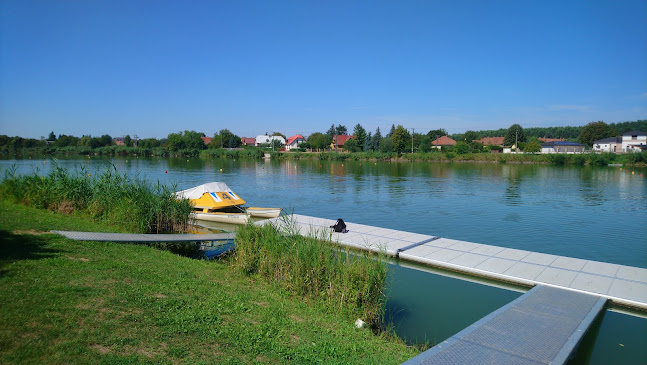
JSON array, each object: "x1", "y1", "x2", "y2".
[{"x1": 175, "y1": 182, "x2": 281, "y2": 224}]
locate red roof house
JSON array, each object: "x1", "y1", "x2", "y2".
[
  {"x1": 331, "y1": 135, "x2": 356, "y2": 150},
  {"x1": 431, "y1": 136, "x2": 456, "y2": 147},
  {"x1": 285, "y1": 135, "x2": 306, "y2": 150},
  {"x1": 201, "y1": 136, "x2": 212, "y2": 145},
  {"x1": 241, "y1": 137, "x2": 256, "y2": 146},
  {"x1": 475, "y1": 137, "x2": 504, "y2": 146}
]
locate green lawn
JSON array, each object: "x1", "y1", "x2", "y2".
[{"x1": 0, "y1": 200, "x2": 417, "y2": 364}]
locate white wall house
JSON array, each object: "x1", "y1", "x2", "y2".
[
  {"x1": 621, "y1": 130, "x2": 646, "y2": 152},
  {"x1": 285, "y1": 135, "x2": 306, "y2": 151},
  {"x1": 540, "y1": 141, "x2": 586, "y2": 154},
  {"x1": 255, "y1": 135, "x2": 286, "y2": 146},
  {"x1": 593, "y1": 137, "x2": 622, "y2": 153}
]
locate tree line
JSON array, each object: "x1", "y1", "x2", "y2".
[{"x1": 2, "y1": 119, "x2": 644, "y2": 155}]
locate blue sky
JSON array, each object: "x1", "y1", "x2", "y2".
[{"x1": 1, "y1": 0, "x2": 646, "y2": 139}]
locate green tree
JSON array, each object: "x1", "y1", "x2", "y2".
[
  {"x1": 463, "y1": 130, "x2": 480, "y2": 142},
  {"x1": 523, "y1": 141, "x2": 541, "y2": 153},
  {"x1": 308, "y1": 132, "x2": 332, "y2": 151},
  {"x1": 343, "y1": 138, "x2": 359, "y2": 152},
  {"x1": 371, "y1": 127, "x2": 382, "y2": 151},
  {"x1": 578, "y1": 121, "x2": 616, "y2": 147},
  {"x1": 98, "y1": 134, "x2": 113, "y2": 147},
  {"x1": 47, "y1": 131, "x2": 56, "y2": 142},
  {"x1": 504, "y1": 124, "x2": 526, "y2": 147},
  {"x1": 391, "y1": 125, "x2": 411, "y2": 153},
  {"x1": 335, "y1": 125, "x2": 348, "y2": 135},
  {"x1": 353, "y1": 124, "x2": 367, "y2": 151},
  {"x1": 54, "y1": 135, "x2": 79, "y2": 147},
  {"x1": 427, "y1": 129, "x2": 448, "y2": 139},
  {"x1": 454, "y1": 141, "x2": 470, "y2": 154},
  {"x1": 417, "y1": 135, "x2": 431, "y2": 152},
  {"x1": 326, "y1": 124, "x2": 336, "y2": 136},
  {"x1": 124, "y1": 135, "x2": 132, "y2": 147},
  {"x1": 219, "y1": 129, "x2": 242, "y2": 148},
  {"x1": 386, "y1": 124, "x2": 396, "y2": 138}
]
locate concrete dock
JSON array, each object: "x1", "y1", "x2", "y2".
[
  {"x1": 402, "y1": 285, "x2": 607, "y2": 365},
  {"x1": 261, "y1": 214, "x2": 647, "y2": 311}
]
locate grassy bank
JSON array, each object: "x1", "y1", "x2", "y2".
[
  {"x1": 0, "y1": 200, "x2": 417, "y2": 364},
  {"x1": 270, "y1": 150, "x2": 647, "y2": 166},
  {"x1": 0, "y1": 165, "x2": 192, "y2": 233}
]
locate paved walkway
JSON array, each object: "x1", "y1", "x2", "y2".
[
  {"x1": 402, "y1": 285, "x2": 607, "y2": 365},
  {"x1": 261, "y1": 214, "x2": 647, "y2": 311},
  {"x1": 52, "y1": 230, "x2": 235, "y2": 243}
]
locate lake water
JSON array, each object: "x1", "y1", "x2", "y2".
[{"x1": 2, "y1": 156, "x2": 646, "y2": 363}]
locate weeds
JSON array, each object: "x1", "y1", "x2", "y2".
[
  {"x1": 233, "y1": 221, "x2": 389, "y2": 329},
  {"x1": 0, "y1": 163, "x2": 191, "y2": 233}
]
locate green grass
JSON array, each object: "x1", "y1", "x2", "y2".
[{"x1": 0, "y1": 201, "x2": 417, "y2": 364}]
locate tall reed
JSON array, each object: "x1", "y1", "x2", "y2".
[
  {"x1": 0, "y1": 164, "x2": 192, "y2": 233},
  {"x1": 233, "y1": 220, "x2": 389, "y2": 329}
]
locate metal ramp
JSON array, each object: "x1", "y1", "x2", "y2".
[
  {"x1": 402, "y1": 285, "x2": 606, "y2": 365},
  {"x1": 51, "y1": 230, "x2": 235, "y2": 243}
]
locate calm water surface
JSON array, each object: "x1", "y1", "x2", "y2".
[{"x1": 2, "y1": 156, "x2": 646, "y2": 363}]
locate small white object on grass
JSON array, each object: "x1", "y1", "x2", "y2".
[{"x1": 355, "y1": 319, "x2": 366, "y2": 328}]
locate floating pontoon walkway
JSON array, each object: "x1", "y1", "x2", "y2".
[
  {"x1": 52, "y1": 230, "x2": 235, "y2": 243},
  {"x1": 260, "y1": 214, "x2": 647, "y2": 311},
  {"x1": 402, "y1": 285, "x2": 606, "y2": 365}
]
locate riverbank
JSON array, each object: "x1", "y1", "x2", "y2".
[
  {"x1": 5, "y1": 147, "x2": 647, "y2": 167},
  {"x1": 0, "y1": 200, "x2": 417, "y2": 364}
]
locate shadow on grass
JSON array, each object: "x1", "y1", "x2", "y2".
[{"x1": 0, "y1": 229, "x2": 59, "y2": 275}]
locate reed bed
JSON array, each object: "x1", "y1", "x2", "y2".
[
  {"x1": 0, "y1": 164, "x2": 192, "y2": 233},
  {"x1": 233, "y1": 221, "x2": 389, "y2": 329}
]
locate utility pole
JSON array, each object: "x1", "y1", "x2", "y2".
[
  {"x1": 411, "y1": 128, "x2": 415, "y2": 153},
  {"x1": 515, "y1": 129, "x2": 518, "y2": 154}
]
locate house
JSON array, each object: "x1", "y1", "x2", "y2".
[
  {"x1": 593, "y1": 137, "x2": 622, "y2": 153},
  {"x1": 285, "y1": 135, "x2": 306, "y2": 151},
  {"x1": 255, "y1": 135, "x2": 286, "y2": 147},
  {"x1": 201, "y1": 136, "x2": 212, "y2": 145},
  {"x1": 538, "y1": 138, "x2": 566, "y2": 143},
  {"x1": 431, "y1": 136, "x2": 456, "y2": 149},
  {"x1": 114, "y1": 137, "x2": 125, "y2": 146},
  {"x1": 621, "y1": 130, "x2": 646, "y2": 153},
  {"x1": 475, "y1": 137, "x2": 504, "y2": 146},
  {"x1": 331, "y1": 135, "x2": 356, "y2": 151},
  {"x1": 540, "y1": 141, "x2": 586, "y2": 154},
  {"x1": 241, "y1": 137, "x2": 256, "y2": 146}
]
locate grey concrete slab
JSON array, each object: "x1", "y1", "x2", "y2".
[
  {"x1": 535, "y1": 267, "x2": 578, "y2": 287},
  {"x1": 475, "y1": 257, "x2": 518, "y2": 274},
  {"x1": 447, "y1": 240, "x2": 482, "y2": 252},
  {"x1": 449, "y1": 252, "x2": 490, "y2": 268},
  {"x1": 581, "y1": 261, "x2": 620, "y2": 277},
  {"x1": 522, "y1": 252, "x2": 558, "y2": 266},
  {"x1": 495, "y1": 248, "x2": 530, "y2": 261},
  {"x1": 404, "y1": 244, "x2": 443, "y2": 258},
  {"x1": 551, "y1": 256, "x2": 588, "y2": 271},
  {"x1": 503, "y1": 262, "x2": 546, "y2": 281},
  {"x1": 470, "y1": 244, "x2": 506, "y2": 256},
  {"x1": 425, "y1": 238, "x2": 456, "y2": 248},
  {"x1": 423, "y1": 248, "x2": 465, "y2": 263},
  {"x1": 615, "y1": 266, "x2": 647, "y2": 284},
  {"x1": 607, "y1": 279, "x2": 647, "y2": 304},
  {"x1": 569, "y1": 272, "x2": 614, "y2": 295}
]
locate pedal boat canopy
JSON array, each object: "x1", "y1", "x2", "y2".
[{"x1": 175, "y1": 182, "x2": 246, "y2": 210}]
